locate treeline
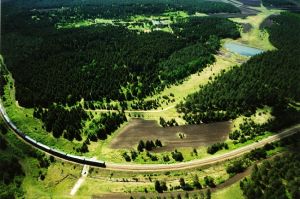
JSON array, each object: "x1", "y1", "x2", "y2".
[
  {"x1": 85, "y1": 112, "x2": 127, "y2": 141},
  {"x1": 2, "y1": 24, "x2": 185, "y2": 107},
  {"x1": 172, "y1": 17, "x2": 240, "y2": 42},
  {"x1": 177, "y1": 12, "x2": 300, "y2": 124},
  {"x1": 0, "y1": 154, "x2": 24, "y2": 199},
  {"x1": 3, "y1": 0, "x2": 240, "y2": 17},
  {"x1": 241, "y1": 153, "x2": 300, "y2": 199},
  {"x1": 262, "y1": 0, "x2": 297, "y2": 7},
  {"x1": 159, "y1": 117, "x2": 178, "y2": 127},
  {"x1": 159, "y1": 37, "x2": 219, "y2": 83},
  {"x1": 130, "y1": 99, "x2": 160, "y2": 110},
  {"x1": 0, "y1": 124, "x2": 59, "y2": 198},
  {"x1": 137, "y1": 139, "x2": 163, "y2": 151},
  {"x1": 59, "y1": 1, "x2": 239, "y2": 20},
  {"x1": 0, "y1": 126, "x2": 24, "y2": 199},
  {"x1": 229, "y1": 118, "x2": 268, "y2": 144},
  {"x1": 207, "y1": 142, "x2": 228, "y2": 154},
  {"x1": 0, "y1": 72, "x2": 7, "y2": 97},
  {"x1": 226, "y1": 148, "x2": 267, "y2": 175},
  {"x1": 1, "y1": 9, "x2": 239, "y2": 108},
  {"x1": 227, "y1": 131, "x2": 300, "y2": 177},
  {"x1": 186, "y1": 1, "x2": 240, "y2": 14},
  {"x1": 34, "y1": 105, "x2": 88, "y2": 140}
]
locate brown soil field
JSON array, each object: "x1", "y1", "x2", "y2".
[{"x1": 109, "y1": 119, "x2": 231, "y2": 151}]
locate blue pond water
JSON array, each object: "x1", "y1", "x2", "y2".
[{"x1": 224, "y1": 42, "x2": 264, "y2": 56}]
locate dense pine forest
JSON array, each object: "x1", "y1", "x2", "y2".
[
  {"x1": 240, "y1": 153, "x2": 300, "y2": 199},
  {"x1": 262, "y1": 0, "x2": 298, "y2": 7},
  {"x1": 177, "y1": 12, "x2": 300, "y2": 124},
  {"x1": 3, "y1": 0, "x2": 240, "y2": 15},
  {"x1": 1, "y1": 4, "x2": 240, "y2": 108}
]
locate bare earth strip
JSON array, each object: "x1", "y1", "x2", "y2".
[{"x1": 109, "y1": 119, "x2": 231, "y2": 151}]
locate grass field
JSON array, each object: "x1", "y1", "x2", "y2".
[
  {"x1": 230, "y1": 6, "x2": 281, "y2": 50},
  {"x1": 56, "y1": 10, "x2": 189, "y2": 33},
  {"x1": 212, "y1": 180, "x2": 244, "y2": 199}
]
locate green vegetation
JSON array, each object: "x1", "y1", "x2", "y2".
[
  {"x1": 2, "y1": 10, "x2": 239, "y2": 109},
  {"x1": 212, "y1": 181, "x2": 243, "y2": 199},
  {"x1": 172, "y1": 17, "x2": 240, "y2": 42},
  {"x1": 240, "y1": 131, "x2": 300, "y2": 199},
  {"x1": 0, "y1": 121, "x2": 57, "y2": 199},
  {"x1": 34, "y1": 105, "x2": 88, "y2": 140},
  {"x1": 171, "y1": 150, "x2": 184, "y2": 162},
  {"x1": 3, "y1": 0, "x2": 240, "y2": 16},
  {"x1": 159, "y1": 36, "x2": 219, "y2": 83},
  {"x1": 177, "y1": 12, "x2": 300, "y2": 127},
  {"x1": 84, "y1": 112, "x2": 127, "y2": 141},
  {"x1": 262, "y1": 0, "x2": 297, "y2": 7},
  {"x1": 0, "y1": 145, "x2": 24, "y2": 198},
  {"x1": 2, "y1": 1, "x2": 300, "y2": 198},
  {"x1": 227, "y1": 131, "x2": 300, "y2": 177},
  {"x1": 137, "y1": 139, "x2": 162, "y2": 152},
  {"x1": 241, "y1": 153, "x2": 300, "y2": 199},
  {"x1": 207, "y1": 142, "x2": 229, "y2": 154}
]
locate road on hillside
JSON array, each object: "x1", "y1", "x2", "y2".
[
  {"x1": 0, "y1": 97, "x2": 299, "y2": 172},
  {"x1": 85, "y1": 105, "x2": 176, "y2": 113}
]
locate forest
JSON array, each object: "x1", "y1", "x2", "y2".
[
  {"x1": 1, "y1": 7, "x2": 239, "y2": 108},
  {"x1": 33, "y1": 105, "x2": 127, "y2": 142},
  {"x1": 0, "y1": 126, "x2": 24, "y2": 199},
  {"x1": 262, "y1": 0, "x2": 298, "y2": 7},
  {"x1": 34, "y1": 105, "x2": 88, "y2": 140},
  {"x1": 2, "y1": 0, "x2": 240, "y2": 16},
  {"x1": 0, "y1": 153, "x2": 24, "y2": 199},
  {"x1": 240, "y1": 153, "x2": 300, "y2": 199},
  {"x1": 84, "y1": 112, "x2": 127, "y2": 141},
  {"x1": 177, "y1": 12, "x2": 300, "y2": 125}
]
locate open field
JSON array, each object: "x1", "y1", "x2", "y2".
[
  {"x1": 212, "y1": 180, "x2": 243, "y2": 199},
  {"x1": 110, "y1": 119, "x2": 231, "y2": 151},
  {"x1": 230, "y1": 6, "x2": 281, "y2": 50},
  {"x1": 56, "y1": 10, "x2": 189, "y2": 33}
]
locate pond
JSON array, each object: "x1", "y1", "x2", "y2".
[
  {"x1": 110, "y1": 119, "x2": 231, "y2": 152},
  {"x1": 224, "y1": 42, "x2": 264, "y2": 56}
]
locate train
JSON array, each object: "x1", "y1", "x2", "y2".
[{"x1": 0, "y1": 102, "x2": 106, "y2": 168}]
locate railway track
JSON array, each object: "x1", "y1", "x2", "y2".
[{"x1": 1, "y1": 98, "x2": 299, "y2": 172}]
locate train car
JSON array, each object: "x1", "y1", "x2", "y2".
[
  {"x1": 50, "y1": 148, "x2": 64, "y2": 157},
  {"x1": 86, "y1": 159, "x2": 106, "y2": 167},
  {"x1": 24, "y1": 135, "x2": 37, "y2": 145},
  {"x1": 37, "y1": 142, "x2": 51, "y2": 151}
]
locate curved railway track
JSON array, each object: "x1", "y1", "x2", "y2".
[{"x1": 1, "y1": 99, "x2": 299, "y2": 172}]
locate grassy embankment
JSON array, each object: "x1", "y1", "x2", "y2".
[{"x1": 212, "y1": 181, "x2": 244, "y2": 199}]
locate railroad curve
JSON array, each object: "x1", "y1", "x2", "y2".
[{"x1": 1, "y1": 99, "x2": 299, "y2": 172}]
